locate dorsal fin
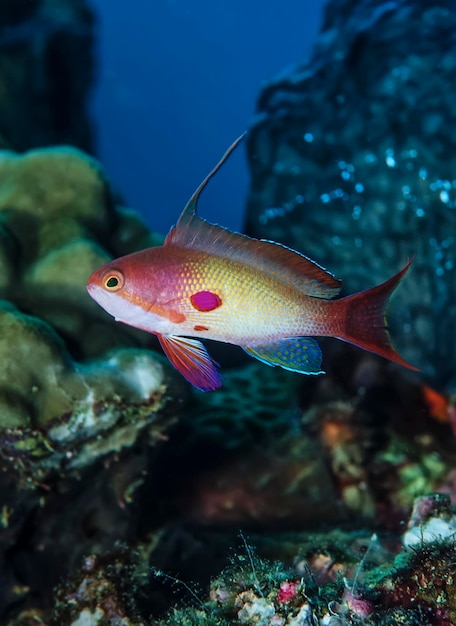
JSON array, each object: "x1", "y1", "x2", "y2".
[
  {"x1": 164, "y1": 134, "x2": 341, "y2": 298},
  {"x1": 165, "y1": 133, "x2": 246, "y2": 247}
]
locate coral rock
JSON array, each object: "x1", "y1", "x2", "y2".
[
  {"x1": 246, "y1": 0, "x2": 456, "y2": 387},
  {"x1": 0, "y1": 146, "x2": 188, "y2": 622},
  {"x1": 0, "y1": 0, "x2": 95, "y2": 152}
]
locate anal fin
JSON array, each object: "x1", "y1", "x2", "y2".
[
  {"x1": 243, "y1": 337, "x2": 324, "y2": 375},
  {"x1": 158, "y1": 334, "x2": 221, "y2": 391}
]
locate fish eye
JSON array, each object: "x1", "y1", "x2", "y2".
[{"x1": 102, "y1": 270, "x2": 124, "y2": 291}]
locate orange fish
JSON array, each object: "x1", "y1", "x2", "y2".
[
  {"x1": 421, "y1": 384, "x2": 450, "y2": 423},
  {"x1": 87, "y1": 135, "x2": 416, "y2": 391}
]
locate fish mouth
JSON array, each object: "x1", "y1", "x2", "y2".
[
  {"x1": 86, "y1": 281, "x2": 177, "y2": 335},
  {"x1": 86, "y1": 282, "x2": 114, "y2": 314},
  {"x1": 86, "y1": 282, "x2": 107, "y2": 304},
  {"x1": 86, "y1": 282, "x2": 148, "y2": 327}
]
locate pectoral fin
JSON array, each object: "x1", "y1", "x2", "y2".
[
  {"x1": 157, "y1": 334, "x2": 221, "y2": 391},
  {"x1": 243, "y1": 337, "x2": 324, "y2": 375}
]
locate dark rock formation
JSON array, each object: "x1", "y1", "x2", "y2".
[
  {"x1": 0, "y1": 0, "x2": 95, "y2": 152},
  {"x1": 246, "y1": 0, "x2": 456, "y2": 388}
]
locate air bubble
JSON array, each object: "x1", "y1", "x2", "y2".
[
  {"x1": 352, "y1": 205, "x2": 362, "y2": 220},
  {"x1": 364, "y1": 153, "x2": 377, "y2": 164},
  {"x1": 385, "y1": 148, "x2": 396, "y2": 168}
]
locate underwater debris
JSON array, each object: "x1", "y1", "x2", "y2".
[
  {"x1": 3, "y1": 610, "x2": 48, "y2": 626},
  {"x1": 148, "y1": 536, "x2": 362, "y2": 624},
  {"x1": 402, "y1": 493, "x2": 456, "y2": 547},
  {"x1": 246, "y1": 0, "x2": 456, "y2": 388},
  {"x1": 148, "y1": 519, "x2": 456, "y2": 626},
  {"x1": 52, "y1": 551, "x2": 146, "y2": 626},
  {"x1": 367, "y1": 539, "x2": 456, "y2": 625},
  {"x1": 152, "y1": 548, "x2": 328, "y2": 626}
]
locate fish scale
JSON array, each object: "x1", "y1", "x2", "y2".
[{"x1": 173, "y1": 254, "x2": 308, "y2": 343}]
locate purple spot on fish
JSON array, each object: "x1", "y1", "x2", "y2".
[{"x1": 190, "y1": 291, "x2": 222, "y2": 312}]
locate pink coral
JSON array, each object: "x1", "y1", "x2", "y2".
[
  {"x1": 342, "y1": 589, "x2": 373, "y2": 618},
  {"x1": 277, "y1": 580, "x2": 300, "y2": 603}
]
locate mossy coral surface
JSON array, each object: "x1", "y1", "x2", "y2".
[{"x1": 0, "y1": 147, "x2": 183, "y2": 487}]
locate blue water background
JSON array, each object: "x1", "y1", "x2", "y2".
[{"x1": 90, "y1": 1, "x2": 325, "y2": 235}]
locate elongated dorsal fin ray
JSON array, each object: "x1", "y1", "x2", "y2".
[
  {"x1": 165, "y1": 133, "x2": 246, "y2": 246},
  {"x1": 164, "y1": 133, "x2": 340, "y2": 298}
]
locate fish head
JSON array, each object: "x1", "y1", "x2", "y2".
[
  {"x1": 87, "y1": 259, "x2": 133, "y2": 314},
  {"x1": 87, "y1": 249, "x2": 183, "y2": 335}
]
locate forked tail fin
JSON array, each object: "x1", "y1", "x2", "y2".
[{"x1": 333, "y1": 259, "x2": 418, "y2": 370}]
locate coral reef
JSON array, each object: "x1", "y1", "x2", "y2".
[
  {"x1": 2, "y1": 0, "x2": 456, "y2": 623},
  {"x1": 245, "y1": 0, "x2": 456, "y2": 388},
  {"x1": 0, "y1": 0, "x2": 95, "y2": 152},
  {"x1": 52, "y1": 551, "x2": 147, "y2": 625},
  {"x1": 150, "y1": 518, "x2": 456, "y2": 626},
  {"x1": 156, "y1": 354, "x2": 456, "y2": 532},
  {"x1": 0, "y1": 146, "x2": 187, "y2": 620},
  {"x1": 0, "y1": 146, "x2": 162, "y2": 358}
]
